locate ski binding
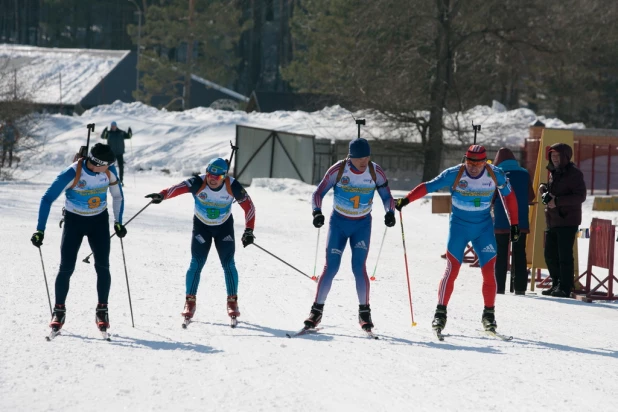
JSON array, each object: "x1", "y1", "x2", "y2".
[
  {"x1": 45, "y1": 328, "x2": 61, "y2": 341},
  {"x1": 483, "y1": 329, "x2": 513, "y2": 341}
]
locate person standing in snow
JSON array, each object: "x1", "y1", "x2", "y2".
[
  {"x1": 145, "y1": 157, "x2": 256, "y2": 327},
  {"x1": 303, "y1": 138, "x2": 396, "y2": 333},
  {"x1": 1, "y1": 119, "x2": 20, "y2": 168},
  {"x1": 101, "y1": 121, "x2": 132, "y2": 184},
  {"x1": 538, "y1": 143, "x2": 586, "y2": 298},
  {"x1": 30, "y1": 143, "x2": 126, "y2": 335},
  {"x1": 396, "y1": 145, "x2": 519, "y2": 335},
  {"x1": 493, "y1": 147, "x2": 535, "y2": 295}
]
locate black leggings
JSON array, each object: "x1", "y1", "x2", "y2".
[
  {"x1": 544, "y1": 226, "x2": 578, "y2": 293},
  {"x1": 55, "y1": 210, "x2": 111, "y2": 305},
  {"x1": 495, "y1": 233, "x2": 528, "y2": 293}
]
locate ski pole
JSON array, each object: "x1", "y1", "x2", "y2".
[
  {"x1": 312, "y1": 228, "x2": 321, "y2": 281},
  {"x1": 86, "y1": 123, "x2": 95, "y2": 154},
  {"x1": 370, "y1": 227, "x2": 388, "y2": 281},
  {"x1": 251, "y1": 243, "x2": 317, "y2": 282},
  {"x1": 399, "y1": 210, "x2": 417, "y2": 326},
  {"x1": 130, "y1": 138, "x2": 136, "y2": 187},
  {"x1": 119, "y1": 237, "x2": 135, "y2": 327},
  {"x1": 82, "y1": 200, "x2": 152, "y2": 263},
  {"x1": 472, "y1": 121, "x2": 481, "y2": 145},
  {"x1": 38, "y1": 247, "x2": 53, "y2": 316},
  {"x1": 228, "y1": 140, "x2": 239, "y2": 172}
]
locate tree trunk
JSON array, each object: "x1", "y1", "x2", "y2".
[
  {"x1": 184, "y1": 0, "x2": 195, "y2": 110},
  {"x1": 423, "y1": 0, "x2": 452, "y2": 181},
  {"x1": 14, "y1": 0, "x2": 19, "y2": 43}
]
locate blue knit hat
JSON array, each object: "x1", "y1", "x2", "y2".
[
  {"x1": 111, "y1": 121, "x2": 117, "y2": 127},
  {"x1": 349, "y1": 138, "x2": 371, "y2": 158},
  {"x1": 206, "y1": 157, "x2": 229, "y2": 176}
]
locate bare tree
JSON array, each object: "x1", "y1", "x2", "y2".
[
  {"x1": 284, "y1": 0, "x2": 589, "y2": 179},
  {"x1": 0, "y1": 57, "x2": 49, "y2": 180}
]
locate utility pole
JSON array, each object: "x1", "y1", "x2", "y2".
[{"x1": 128, "y1": 0, "x2": 142, "y2": 94}]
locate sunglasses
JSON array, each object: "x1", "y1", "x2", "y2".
[
  {"x1": 206, "y1": 172, "x2": 225, "y2": 181},
  {"x1": 465, "y1": 158, "x2": 487, "y2": 166}
]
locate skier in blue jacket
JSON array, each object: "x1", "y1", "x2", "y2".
[
  {"x1": 31, "y1": 143, "x2": 126, "y2": 335},
  {"x1": 396, "y1": 145, "x2": 519, "y2": 334}
]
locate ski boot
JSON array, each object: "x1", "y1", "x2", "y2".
[
  {"x1": 181, "y1": 295, "x2": 196, "y2": 328},
  {"x1": 95, "y1": 304, "x2": 110, "y2": 331},
  {"x1": 95, "y1": 304, "x2": 111, "y2": 341},
  {"x1": 358, "y1": 304, "x2": 374, "y2": 331},
  {"x1": 304, "y1": 302, "x2": 324, "y2": 329},
  {"x1": 227, "y1": 295, "x2": 240, "y2": 328},
  {"x1": 49, "y1": 304, "x2": 66, "y2": 331},
  {"x1": 46, "y1": 304, "x2": 66, "y2": 341},
  {"x1": 182, "y1": 295, "x2": 197, "y2": 319},
  {"x1": 432, "y1": 305, "x2": 447, "y2": 331},
  {"x1": 481, "y1": 306, "x2": 497, "y2": 332}
]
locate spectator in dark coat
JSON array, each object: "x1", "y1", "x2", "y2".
[
  {"x1": 539, "y1": 143, "x2": 586, "y2": 297},
  {"x1": 101, "y1": 121, "x2": 132, "y2": 183},
  {"x1": 1, "y1": 119, "x2": 20, "y2": 168},
  {"x1": 493, "y1": 148, "x2": 535, "y2": 294}
]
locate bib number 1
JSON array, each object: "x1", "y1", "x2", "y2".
[{"x1": 350, "y1": 195, "x2": 360, "y2": 209}]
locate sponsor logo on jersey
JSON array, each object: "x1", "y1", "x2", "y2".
[
  {"x1": 331, "y1": 248, "x2": 342, "y2": 255},
  {"x1": 481, "y1": 244, "x2": 496, "y2": 253},
  {"x1": 198, "y1": 192, "x2": 208, "y2": 200},
  {"x1": 77, "y1": 180, "x2": 87, "y2": 189},
  {"x1": 222, "y1": 235, "x2": 234, "y2": 241},
  {"x1": 353, "y1": 240, "x2": 368, "y2": 250},
  {"x1": 341, "y1": 176, "x2": 350, "y2": 185},
  {"x1": 458, "y1": 180, "x2": 468, "y2": 189},
  {"x1": 482, "y1": 181, "x2": 493, "y2": 187}
]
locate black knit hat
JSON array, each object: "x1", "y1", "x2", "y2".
[
  {"x1": 349, "y1": 138, "x2": 371, "y2": 158},
  {"x1": 89, "y1": 143, "x2": 116, "y2": 166}
]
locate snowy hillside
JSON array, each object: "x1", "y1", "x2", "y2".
[{"x1": 18, "y1": 100, "x2": 584, "y2": 178}]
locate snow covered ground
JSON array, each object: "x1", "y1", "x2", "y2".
[{"x1": 1, "y1": 103, "x2": 617, "y2": 411}]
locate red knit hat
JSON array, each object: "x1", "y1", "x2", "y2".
[{"x1": 466, "y1": 145, "x2": 487, "y2": 160}]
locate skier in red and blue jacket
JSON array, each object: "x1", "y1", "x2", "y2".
[
  {"x1": 146, "y1": 157, "x2": 255, "y2": 326},
  {"x1": 396, "y1": 145, "x2": 519, "y2": 334}
]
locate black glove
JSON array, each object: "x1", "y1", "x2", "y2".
[
  {"x1": 385, "y1": 211, "x2": 396, "y2": 227},
  {"x1": 241, "y1": 228, "x2": 255, "y2": 247},
  {"x1": 395, "y1": 197, "x2": 410, "y2": 211},
  {"x1": 114, "y1": 223, "x2": 127, "y2": 238},
  {"x1": 312, "y1": 210, "x2": 325, "y2": 228},
  {"x1": 541, "y1": 192, "x2": 553, "y2": 205},
  {"x1": 510, "y1": 224, "x2": 520, "y2": 242},
  {"x1": 145, "y1": 193, "x2": 164, "y2": 204},
  {"x1": 31, "y1": 230, "x2": 44, "y2": 247}
]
